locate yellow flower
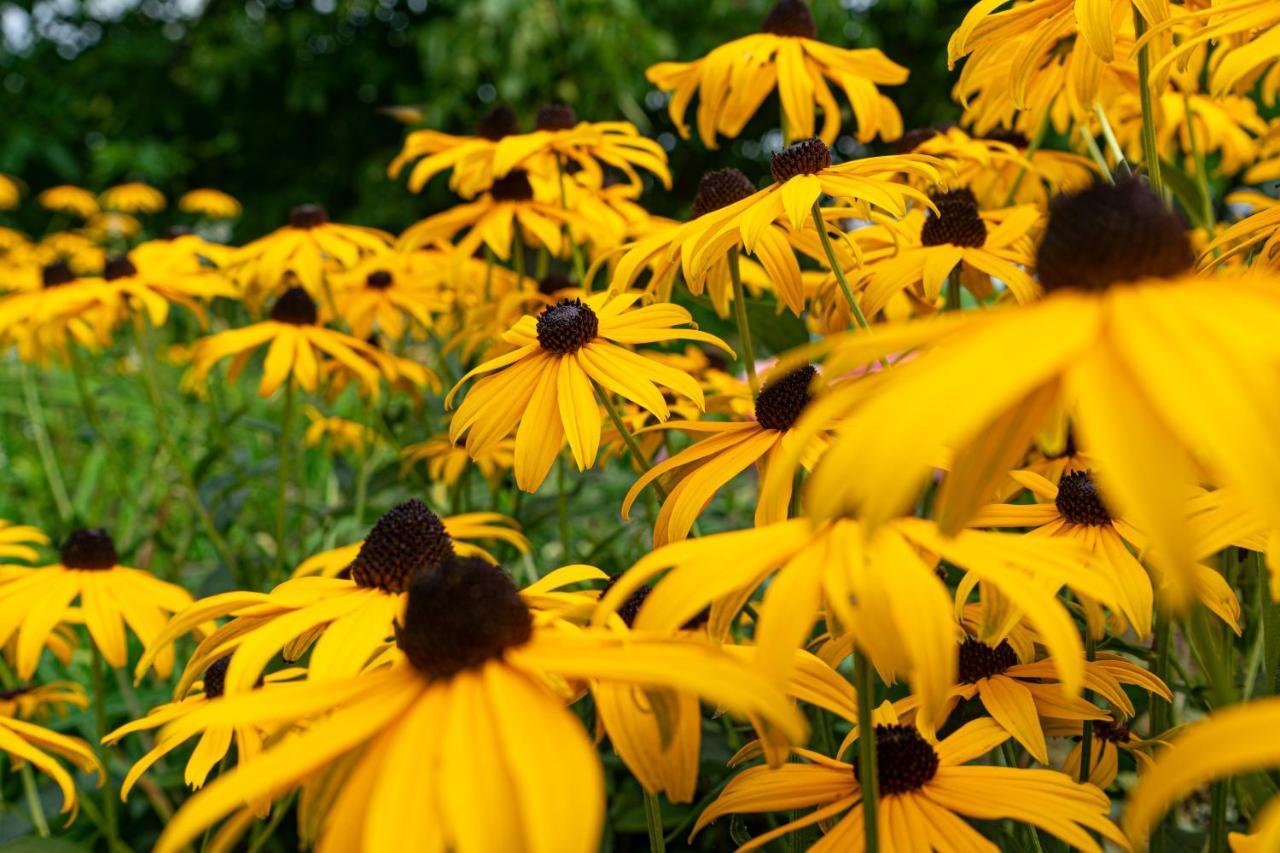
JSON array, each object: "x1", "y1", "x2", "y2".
[
  {"x1": 1144, "y1": 0, "x2": 1280, "y2": 97},
  {"x1": 0, "y1": 711, "x2": 101, "y2": 822},
  {"x1": 400, "y1": 431, "x2": 515, "y2": 488},
  {"x1": 146, "y1": 556, "x2": 805, "y2": 853},
  {"x1": 84, "y1": 211, "x2": 142, "y2": 241},
  {"x1": 187, "y1": 287, "x2": 436, "y2": 400},
  {"x1": 694, "y1": 701, "x2": 1127, "y2": 853},
  {"x1": 647, "y1": 0, "x2": 907, "y2": 147},
  {"x1": 99, "y1": 181, "x2": 166, "y2": 213},
  {"x1": 623, "y1": 365, "x2": 833, "y2": 545},
  {"x1": 228, "y1": 204, "x2": 391, "y2": 307},
  {"x1": 303, "y1": 406, "x2": 378, "y2": 455},
  {"x1": 37, "y1": 186, "x2": 100, "y2": 219},
  {"x1": 332, "y1": 251, "x2": 452, "y2": 339},
  {"x1": 1045, "y1": 715, "x2": 1167, "y2": 789},
  {"x1": 178, "y1": 188, "x2": 242, "y2": 219},
  {"x1": 1107, "y1": 89, "x2": 1268, "y2": 177},
  {"x1": 1202, "y1": 201, "x2": 1280, "y2": 270},
  {"x1": 446, "y1": 291, "x2": 731, "y2": 492},
  {"x1": 388, "y1": 105, "x2": 520, "y2": 198},
  {"x1": 0, "y1": 519, "x2": 49, "y2": 563},
  {"x1": 0, "y1": 528, "x2": 193, "y2": 678},
  {"x1": 0, "y1": 174, "x2": 21, "y2": 209},
  {"x1": 794, "y1": 178, "x2": 1280, "y2": 608},
  {"x1": 858, "y1": 193, "x2": 1041, "y2": 319},
  {"x1": 0, "y1": 680, "x2": 86, "y2": 721}
]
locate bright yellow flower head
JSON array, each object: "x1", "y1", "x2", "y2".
[
  {"x1": 37, "y1": 186, "x2": 100, "y2": 219},
  {"x1": 178, "y1": 188, "x2": 242, "y2": 219},
  {"x1": 0, "y1": 174, "x2": 21, "y2": 210},
  {"x1": 100, "y1": 181, "x2": 166, "y2": 213},
  {"x1": 303, "y1": 406, "x2": 379, "y2": 455},
  {"x1": 647, "y1": 0, "x2": 907, "y2": 147}
]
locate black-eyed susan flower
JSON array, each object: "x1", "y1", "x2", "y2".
[
  {"x1": 446, "y1": 292, "x2": 731, "y2": 492},
  {"x1": 332, "y1": 250, "x2": 451, "y2": 340},
  {"x1": 694, "y1": 701, "x2": 1128, "y2": 852},
  {"x1": 1046, "y1": 715, "x2": 1166, "y2": 788},
  {"x1": 1202, "y1": 201, "x2": 1280, "y2": 270},
  {"x1": 37, "y1": 186, "x2": 99, "y2": 219},
  {"x1": 0, "y1": 710, "x2": 101, "y2": 822},
  {"x1": 400, "y1": 430, "x2": 515, "y2": 488},
  {"x1": 598, "y1": 514, "x2": 1119, "y2": 732},
  {"x1": 647, "y1": 0, "x2": 907, "y2": 147},
  {"x1": 0, "y1": 528, "x2": 193, "y2": 678},
  {"x1": 1108, "y1": 87, "x2": 1267, "y2": 178},
  {"x1": 303, "y1": 406, "x2": 378, "y2": 455},
  {"x1": 145, "y1": 555, "x2": 806, "y2": 853},
  {"x1": 187, "y1": 287, "x2": 434, "y2": 399},
  {"x1": 622, "y1": 364, "x2": 831, "y2": 545},
  {"x1": 1144, "y1": 0, "x2": 1280, "y2": 97},
  {"x1": 228, "y1": 204, "x2": 391, "y2": 307},
  {"x1": 388, "y1": 104, "x2": 520, "y2": 198},
  {"x1": 797, "y1": 177, "x2": 1280, "y2": 608},
  {"x1": 100, "y1": 182, "x2": 166, "y2": 213},
  {"x1": 0, "y1": 520, "x2": 48, "y2": 563},
  {"x1": 0, "y1": 680, "x2": 87, "y2": 720},
  {"x1": 857, "y1": 190, "x2": 1040, "y2": 318},
  {"x1": 178, "y1": 188, "x2": 242, "y2": 219}
]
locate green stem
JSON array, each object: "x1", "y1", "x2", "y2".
[
  {"x1": 1001, "y1": 112, "x2": 1050, "y2": 206},
  {"x1": 1134, "y1": 7, "x2": 1165, "y2": 197},
  {"x1": 854, "y1": 650, "x2": 880, "y2": 853},
  {"x1": 1182, "y1": 93, "x2": 1216, "y2": 240},
  {"x1": 1078, "y1": 127, "x2": 1116, "y2": 185},
  {"x1": 593, "y1": 382, "x2": 667, "y2": 501},
  {"x1": 134, "y1": 320, "x2": 241, "y2": 582},
  {"x1": 944, "y1": 269, "x2": 962, "y2": 312},
  {"x1": 1092, "y1": 104, "x2": 1131, "y2": 176},
  {"x1": 20, "y1": 361, "x2": 74, "y2": 525},
  {"x1": 91, "y1": 645, "x2": 119, "y2": 850},
  {"x1": 20, "y1": 763, "x2": 50, "y2": 837},
  {"x1": 274, "y1": 379, "x2": 297, "y2": 578},
  {"x1": 1148, "y1": 603, "x2": 1174, "y2": 848},
  {"x1": 1209, "y1": 780, "x2": 1229, "y2": 853},
  {"x1": 1078, "y1": 633, "x2": 1097, "y2": 784},
  {"x1": 67, "y1": 344, "x2": 103, "y2": 439},
  {"x1": 643, "y1": 790, "x2": 666, "y2": 853},
  {"x1": 557, "y1": 455, "x2": 571, "y2": 558},
  {"x1": 1002, "y1": 743, "x2": 1047, "y2": 852},
  {"x1": 810, "y1": 200, "x2": 872, "y2": 332},
  {"x1": 1259, "y1": 552, "x2": 1280, "y2": 698},
  {"x1": 727, "y1": 249, "x2": 758, "y2": 395},
  {"x1": 353, "y1": 444, "x2": 369, "y2": 529}
]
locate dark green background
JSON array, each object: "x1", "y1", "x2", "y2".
[{"x1": 0, "y1": 0, "x2": 966, "y2": 239}]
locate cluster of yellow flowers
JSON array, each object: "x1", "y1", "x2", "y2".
[{"x1": 4, "y1": 0, "x2": 1280, "y2": 850}]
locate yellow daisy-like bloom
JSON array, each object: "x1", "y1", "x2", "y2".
[
  {"x1": 0, "y1": 528, "x2": 193, "y2": 678},
  {"x1": 0, "y1": 174, "x2": 20, "y2": 209},
  {"x1": 622, "y1": 364, "x2": 832, "y2": 545},
  {"x1": 694, "y1": 701, "x2": 1128, "y2": 853},
  {"x1": 1045, "y1": 715, "x2": 1166, "y2": 789},
  {"x1": 446, "y1": 291, "x2": 731, "y2": 492},
  {"x1": 39, "y1": 232, "x2": 105, "y2": 274},
  {"x1": 187, "y1": 287, "x2": 436, "y2": 400},
  {"x1": 0, "y1": 261, "x2": 107, "y2": 363},
  {"x1": 99, "y1": 181, "x2": 166, "y2": 213},
  {"x1": 332, "y1": 251, "x2": 451, "y2": 340},
  {"x1": 37, "y1": 186, "x2": 99, "y2": 219},
  {"x1": 398, "y1": 169, "x2": 603, "y2": 262},
  {"x1": 178, "y1": 188, "x2": 242, "y2": 219},
  {"x1": 146, "y1": 555, "x2": 805, "y2": 853},
  {"x1": 1143, "y1": 0, "x2": 1280, "y2": 97},
  {"x1": 0, "y1": 519, "x2": 49, "y2": 563},
  {"x1": 858, "y1": 192, "x2": 1040, "y2": 318},
  {"x1": 228, "y1": 203, "x2": 392, "y2": 307},
  {"x1": 400, "y1": 431, "x2": 515, "y2": 488},
  {"x1": 303, "y1": 406, "x2": 378, "y2": 455},
  {"x1": 1202, "y1": 200, "x2": 1280, "y2": 270},
  {"x1": 648, "y1": 0, "x2": 906, "y2": 147},
  {"x1": 84, "y1": 210, "x2": 142, "y2": 241},
  {"x1": 1107, "y1": 88, "x2": 1267, "y2": 178},
  {"x1": 387, "y1": 104, "x2": 520, "y2": 198},
  {"x1": 79, "y1": 250, "x2": 236, "y2": 331},
  {"x1": 792, "y1": 178, "x2": 1280, "y2": 608},
  {"x1": 0, "y1": 680, "x2": 87, "y2": 720},
  {"x1": 0, "y1": 710, "x2": 102, "y2": 822},
  {"x1": 105, "y1": 656, "x2": 303, "y2": 803},
  {"x1": 1123, "y1": 695, "x2": 1280, "y2": 849},
  {"x1": 598, "y1": 514, "x2": 1117, "y2": 732}
]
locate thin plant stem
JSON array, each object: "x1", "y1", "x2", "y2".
[
  {"x1": 1092, "y1": 104, "x2": 1131, "y2": 175},
  {"x1": 557, "y1": 455, "x2": 571, "y2": 558},
  {"x1": 853, "y1": 649, "x2": 880, "y2": 853},
  {"x1": 944, "y1": 269, "x2": 962, "y2": 312},
  {"x1": 1001, "y1": 111, "x2": 1050, "y2": 206},
  {"x1": 1258, "y1": 551, "x2": 1280, "y2": 698},
  {"x1": 592, "y1": 382, "x2": 667, "y2": 501},
  {"x1": 246, "y1": 790, "x2": 297, "y2": 853},
  {"x1": 727, "y1": 249, "x2": 758, "y2": 395},
  {"x1": 20, "y1": 763, "x2": 50, "y2": 837},
  {"x1": 68, "y1": 343, "x2": 103, "y2": 438},
  {"x1": 91, "y1": 644, "x2": 119, "y2": 851},
  {"x1": 1001, "y1": 743, "x2": 1047, "y2": 853},
  {"x1": 1078, "y1": 632, "x2": 1098, "y2": 784},
  {"x1": 1133, "y1": 8, "x2": 1165, "y2": 197},
  {"x1": 1209, "y1": 780, "x2": 1229, "y2": 853},
  {"x1": 1078, "y1": 127, "x2": 1116, "y2": 185},
  {"x1": 810, "y1": 200, "x2": 872, "y2": 332},
  {"x1": 1149, "y1": 604, "x2": 1174, "y2": 851},
  {"x1": 274, "y1": 379, "x2": 297, "y2": 578},
  {"x1": 1182, "y1": 93, "x2": 1216, "y2": 239},
  {"x1": 20, "y1": 361, "x2": 74, "y2": 525},
  {"x1": 133, "y1": 320, "x2": 241, "y2": 581},
  {"x1": 353, "y1": 441, "x2": 370, "y2": 528},
  {"x1": 643, "y1": 790, "x2": 666, "y2": 853}
]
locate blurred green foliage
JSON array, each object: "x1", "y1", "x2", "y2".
[{"x1": 0, "y1": 0, "x2": 967, "y2": 239}]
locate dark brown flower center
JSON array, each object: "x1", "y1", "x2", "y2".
[
  {"x1": 289, "y1": 203, "x2": 329, "y2": 229},
  {"x1": 537, "y1": 298, "x2": 598, "y2": 354},
  {"x1": 1094, "y1": 718, "x2": 1131, "y2": 744},
  {"x1": 853, "y1": 724, "x2": 940, "y2": 796},
  {"x1": 921, "y1": 188, "x2": 987, "y2": 248},
  {"x1": 601, "y1": 575, "x2": 651, "y2": 628},
  {"x1": 269, "y1": 287, "x2": 319, "y2": 325},
  {"x1": 894, "y1": 127, "x2": 941, "y2": 155},
  {"x1": 103, "y1": 255, "x2": 138, "y2": 281},
  {"x1": 42, "y1": 261, "x2": 75, "y2": 288},
  {"x1": 202, "y1": 657, "x2": 230, "y2": 699},
  {"x1": 490, "y1": 170, "x2": 535, "y2": 202},
  {"x1": 538, "y1": 272, "x2": 573, "y2": 296},
  {"x1": 770, "y1": 137, "x2": 831, "y2": 183},
  {"x1": 754, "y1": 365, "x2": 816, "y2": 432},
  {"x1": 761, "y1": 0, "x2": 816, "y2": 38},
  {"x1": 60, "y1": 528, "x2": 118, "y2": 570},
  {"x1": 348, "y1": 499, "x2": 455, "y2": 593},
  {"x1": 692, "y1": 168, "x2": 757, "y2": 218},
  {"x1": 536, "y1": 104, "x2": 577, "y2": 131},
  {"x1": 365, "y1": 270, "x2": 393, "y2": 290},
  {"x1": 958, "y1": 637, "x2": 1019, "y2": 683},
  {"x1": 1037, "y1": 178, "x2": 1193, "y2": 292},
  {"x1": 395, "y1": 556, "x2": 533, "y2": 679},
  {"x1": 1055, "y1": 471, "x2": 1111, "y2": 526},
  {"x1": 477, "y1": 105, "x2": 518, "y2": 141},
  {"x1": 986, "y1": 128, "x2": 1030, "y2": 148}
]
